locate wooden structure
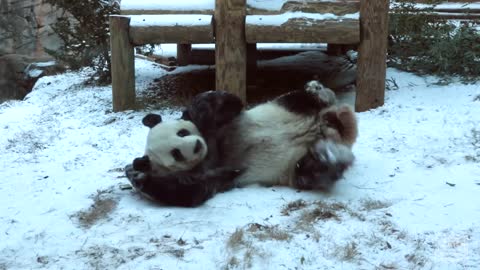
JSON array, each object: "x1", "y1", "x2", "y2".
[{"x1": 110, "y1": 0, "x2": 391, "y2": 112}]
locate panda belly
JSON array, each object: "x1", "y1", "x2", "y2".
[{"x1": 222, "y1": 102, "x2": 322, "y2": 187}]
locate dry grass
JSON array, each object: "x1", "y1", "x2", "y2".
[
  {"x1": 281, "y1": 199, "x2": 308, "y2": 216},
  {"x1": 73, "y1": 189, "x2": 118, "y2": 229},
  {"x1": 247, "y1": 223, "x2": 292, "y2": 241},
  {"x1": 335, "y1": 241, "x2": 360, "y2": 261},
  {"x1": 299, "y1": 201, "x2": 346, "y2": 224},
  {"x1": 227, "y1": 228, "x2": 246, "y2": 250},
  {"x1": 360, "y1": 199, "x2": 392, "y2": 211},
  {"x1": 465, "y1": 128, "x2": 480, "y2": 162}
]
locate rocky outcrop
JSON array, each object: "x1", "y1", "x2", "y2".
[
  {"x1": 0, "y1": 54, "x2": 65, "y2": 102},
  {"x1": 0, "y1": 0, "x2": 62, "y2": 58},
  {"x1": 0, "y1": 1, "x2": 65, "y2": 102}
]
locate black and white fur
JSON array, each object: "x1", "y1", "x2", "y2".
[
  {"x1": 125, "y1": 91, "x2": 244, "y2": 207},
  {"x1": 126, "y1": 83, "x2": 357, "y2": 206},
  {"x1": 217, "y1": 84, "x2": 352, "y2": 189}
]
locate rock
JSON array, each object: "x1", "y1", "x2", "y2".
[{"x1": 0, "y1": 54, "x2": 65, "y2": 103}]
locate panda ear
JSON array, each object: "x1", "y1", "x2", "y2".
[{"x1": 142, "y1": 114, "x2": 162, "y2": 128}]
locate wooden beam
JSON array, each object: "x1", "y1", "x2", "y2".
[
  {"x1": 109, "y1": 15, "x2": 136, "y2": 112},
  {"x1": 177, "y1": 44, "x2": 192, "y2": 66},
  {"x1": 129, "y1": 15, "x2": 214, "y2": 45},
  {"x1": 215, "y1": 0, "x2": 247, "y2": 103},
  {"x1": 247, "y1": 0, "x2": 360, "y2": 15},
  {"x1": 121, "y1": 9, "x2": 214, "y2": 15},
  {"x1": 246, "y1": 17, "x2": 359, "y2": 44},
  {"x1": 355, "y1": 0, "x2": 389, "y2": 112}
]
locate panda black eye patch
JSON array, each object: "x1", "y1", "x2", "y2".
[
  {"x1": 171, "y1": 148, "x2": 186, "y2": 162},
  {"x1": 177, "y1": 129, "x2": 190, "y2": 137}
]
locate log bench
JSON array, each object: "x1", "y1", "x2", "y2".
[{"x1": 110, "y1": 0, "x2": 390, "y2": 112}]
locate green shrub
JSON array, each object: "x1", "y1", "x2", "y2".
[
  {"x1": 388, "y1": 0, "x2": 480, "y2": 82},
  {"x1": 45, "y1": 0, "x2": 119, "y2": 85}
]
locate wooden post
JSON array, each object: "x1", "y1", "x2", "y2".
[
  {"x1": 215, "y1": 0, "x2": 247, "y2": 103},
  {"x1": 177, "y1": 44, "x2": 192, "y2": 66},
  {"x1": 110, "y1": 15, "x2": 135, "y2": 112},
  {"x1": 355, "y1": 0, "x2": 389, "y2": 112},
  {"x1": 247, "y1": 43, "x2": 257, "y2": 87}
]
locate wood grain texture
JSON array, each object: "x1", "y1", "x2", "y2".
[
  {"x1": 355, "y1": 0, "x2": 389, "y2": 112},
  {"x1": 177, "y1": 44, "x2": 192, "y2": 66},
  {"x1": 214, "y1": 0, "x2": 247, "y2": 103},
  {"x1": 110, "y1": 15, "x2": 136, "y2": 112},
  {"x1": 246, "y1": 18, "x2": 359, "y2": 43},
  {"x1": 130, "y1": 25, "x2": 214, "y2": 45}
]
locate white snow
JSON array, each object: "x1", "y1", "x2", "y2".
[
  {"x1": 247, "y1": 0, "x2": 349, "y2": 11},
  {"x1": 247, "y1": 11, "x2": 359, "y2": 26},
  {"x1": 121, "y1": 0, "x2": 354, "y2": 12},
  {"x1": 129, "y1": 14, "x2": 212, "y2": 27},
  {"x1": 1, "y1": 55, "x2": 480, "y2": 269},
  {"x1": 120, "y1": 0, "x2": 214, "y2": 12}
]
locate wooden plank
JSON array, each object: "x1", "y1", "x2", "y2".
[
  {"x1": 130, "y1": 25, "x2": 214, "y2": 45},
  {"x1": 355, "y1": 0, "x2": 389, "y2": 112},
  {"x1": 247, "y1": 0, "x2": 360, "y2": 15},
  {"x1": 177, "y1": 44, "x2": 192, "y2": 66},
  {"x1": 121, "y1": 9, "x2": 214, "y2": 15},
  {"x1": 215, "y1": 0, "x2": 247, "y2": 103},
  {"x1": 129, "y1": 15, "x2": 214, "y2": 45},
  {"x1": 109, "y1": 15, "x2": 136, "y2": 112},
  {"x1": 246, "y1": 17, "x2": 359, "y2": 43}
]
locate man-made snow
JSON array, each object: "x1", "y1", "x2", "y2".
[
  {"x1": 129, "y1": 14, "x2": 212, "y2": 27},
  {"x1": 1, "y1": 56, "x2": 480, "y2": 269}
]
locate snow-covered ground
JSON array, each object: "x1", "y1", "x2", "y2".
[{"x1": 1, "y1": 57, "x2": 479, "y2": 270}]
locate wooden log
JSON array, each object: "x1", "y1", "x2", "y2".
[
  {"x1": 120, "y1": 0, "x2": 214, "y2": 15},
  {"x1": 246, "y1": 17, "x2": 359, "y2": 44},
  {"x1": 129, "y1": 15, "x2": 214, "y2": 45},
  {"x1": 215, "y1": 0, "x2": 247, "y2": 103},
  {"x1": 247, "y1": 0, "x2": 360, "y2": 15},
  {"x1": 121, "y1": 9, "x2": 214, "y2": 15},
  {"x1": 327, "y1": 44, "x2": 358, "y2": 56},
  {"x1": 109, "y1": 15, "x2": 136, "y2": 112},
  {"x1": 177, "y1": 44, "x2": 192, "y2": 66},
  {"x1": 355, "y1": 0, "x2": 389, "y2": 112}
]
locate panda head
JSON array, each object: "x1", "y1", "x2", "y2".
[{"x1": 142, "y1": 113, "x2": 208, "y2": 173}]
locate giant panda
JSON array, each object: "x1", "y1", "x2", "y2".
[{"x1": 126, "y1": 81, "x2": 358, "y2": 206}]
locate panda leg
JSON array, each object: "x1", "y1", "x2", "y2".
[
  {"x1": 125, "y1": 164, "x2": 242, "y2": 207},
  {"x1": 294, "y1": 141, "x2": 354, "y2": 190}
]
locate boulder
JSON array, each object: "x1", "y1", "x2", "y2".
[{"x1": 0, "y1": 54, "x2": 65, "y2": 103}]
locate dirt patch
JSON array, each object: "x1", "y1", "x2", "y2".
[{"x1": 72, "y1": 188, "x2": 118, "y2": 229}]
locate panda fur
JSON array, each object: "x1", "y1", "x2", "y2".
[
  {"x1": 293, "y1": 80, "x2": 358, "y2": 189},
  {"x1": 125, "y1": 91, "x2": 245, "y2": 207},
  {"x1": 127, "y1": 82, "x2": 358, "y2": 206},
  {"x1": 217, "y1": 81, "x2": 357, "y2": 189}
]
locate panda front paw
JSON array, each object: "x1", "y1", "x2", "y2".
[
  {"x1": 125, "y1": 164, "x2": 148, "y2": 190},
  {"x1": 133, "y1": 155, "x2": 151, "y2": 172}
]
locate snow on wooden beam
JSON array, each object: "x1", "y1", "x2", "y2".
[
  {"x1": 128, "y1": 15, "x2": 214, "y2": 45},
  {"x1": 245, "y1": 13, "x2": 359, "y2": 44},
  {"x1": 247, "y1": 0, "x2": 360, "y2": 16},
  {"x1": 120, "y1": 0, "x2": 214, "y2": 15}
]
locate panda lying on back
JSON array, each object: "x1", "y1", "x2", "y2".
[{"x1": 126, "y1": 81, "x2": 357, "y2": 206}]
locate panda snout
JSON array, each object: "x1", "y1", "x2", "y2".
[{"x1": 194, "y1": 139, "x2": 203, "y2": 154}]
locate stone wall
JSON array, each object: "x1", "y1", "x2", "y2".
[{"x1": 0, "y1": 0, "x2": 62, "y2": 58}]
